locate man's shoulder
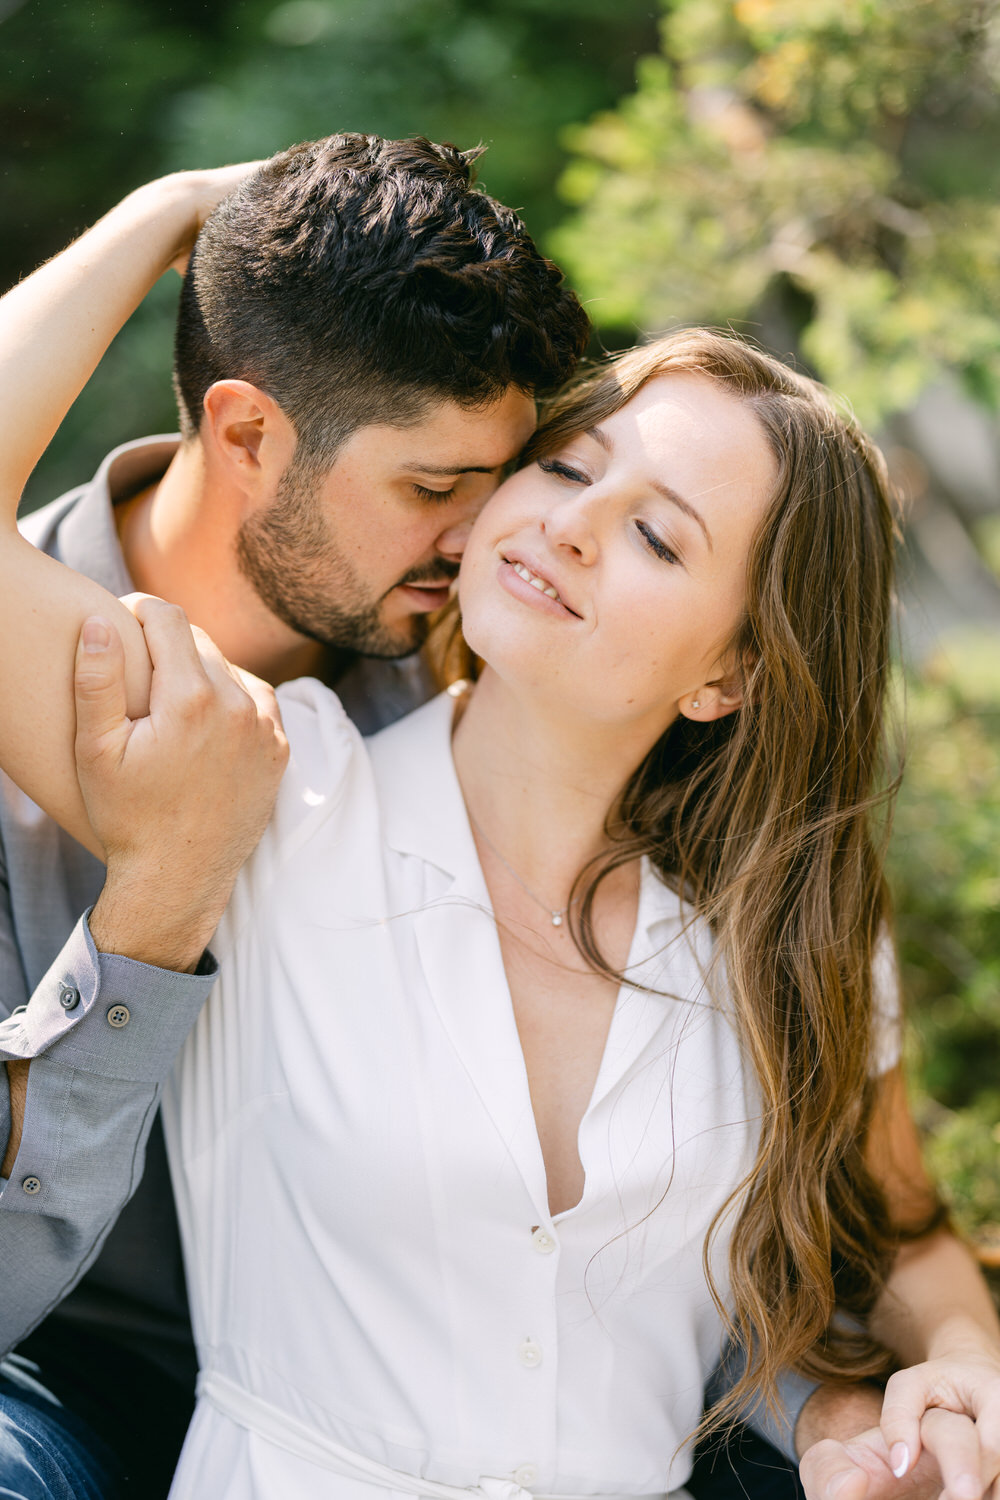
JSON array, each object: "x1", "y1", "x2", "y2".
[
  {"x1": 17, "y1": 486, "x2": 88, "y2": 556},
  {"x1": 16, "y1": 434, "x2": 176, "y2": 591}
]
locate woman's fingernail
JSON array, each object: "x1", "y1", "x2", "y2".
[
  {"x1": 82, "y1": 618, "x2": 110, "y2": 652},
  {"x1": 890, "y1": 1442, "x2": 910, "y2": 1478}
]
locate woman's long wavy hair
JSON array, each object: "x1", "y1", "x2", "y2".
[{"x1": 437, "y1": 328, "x2": 920, "y2": 1430}]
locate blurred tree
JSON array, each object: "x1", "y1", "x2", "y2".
[
  {"x1": 553, "y1": 0, "x2": 1000, "y2": 427},
  {"x1": 554, "y1": 1, "x2": 1000, "y2": 1247},
  {"x1": 1, "y1": 0, "x2": 659, "y2": 507},
  {"x1": 890, "y1": 641, "x2": 1000, "y2": 1247}
]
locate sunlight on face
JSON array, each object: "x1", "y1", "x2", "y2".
[{"x1": 457, "y1": 372, "x2": 778, "y2": 733}]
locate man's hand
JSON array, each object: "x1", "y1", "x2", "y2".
[{"x1": 76, "y1": 597, "x2": 288, "y2": 973}]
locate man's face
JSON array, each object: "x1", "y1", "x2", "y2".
[{"x1": 236, "y1": 388, "x2": 537, "y2": 658}]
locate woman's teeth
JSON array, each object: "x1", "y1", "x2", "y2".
[{"x1": 512, "y1": 561, "x2": 562, "y2": 602}]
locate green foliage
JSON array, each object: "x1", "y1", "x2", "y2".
[
  {"x1": 553, "y1": 0, "x2": 1000, "y2": 424},
  {"x1": 890, "y1": 633, "x2": 1000, "y2": 1239},
  {"x1": 4, "y1": 0, "x2": 658, "y2": 509}
]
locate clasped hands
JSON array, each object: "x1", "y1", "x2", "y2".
[{"x1": 798, "y1": 1344, "x2": 1000, "y2": 1500}]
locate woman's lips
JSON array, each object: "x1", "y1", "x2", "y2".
[{"x1": 498, "y1": 557, "x2": 580, "y2": 618}]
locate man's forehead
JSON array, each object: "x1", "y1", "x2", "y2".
[{"x1": 379, "y1": 389, "x2": 537, "y2": 472}]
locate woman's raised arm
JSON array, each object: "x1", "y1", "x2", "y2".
[{"x1": 0, "y1": 164, "x2": 258, "y2": 846}]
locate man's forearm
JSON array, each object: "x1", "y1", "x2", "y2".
[
  {"x1": 795, "y1": 1381, "x2": 885, "y2": 1458},
  {"x1": 1, "y1": 1058, "x2": 28, "y2": 1176},
  {"x1": 1, "y1": 859, "x2": 226, "y2": 1179}
]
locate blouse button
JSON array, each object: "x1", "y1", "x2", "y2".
[
  {"x1": 517, "y1": 1338, "x2": 543, "y2": 1368},
  {"x1": 530, "y1": 1227, "x2": 556, "y2": 1255},
  {"x1": 513, "y1": 1463, "x2": 539, "y2": 1487}
]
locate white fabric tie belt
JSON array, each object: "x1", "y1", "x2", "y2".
[{"x1": 199, "y1": 1371, "x2": 685, "y2": 1500}]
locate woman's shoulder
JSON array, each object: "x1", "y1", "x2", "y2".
[
  {"x1": 267, "y1": 679, "x2": 457, "y2": 865},
  {"x1": 275, "y1": 676, "x2": 360, "y2": 798}
]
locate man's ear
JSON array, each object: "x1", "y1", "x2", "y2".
[{"x1": 200, "y1": 380, "x2": 296, "y2": 502}]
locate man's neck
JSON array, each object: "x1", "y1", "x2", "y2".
[{"x1": 114, "y1": 441, "x2": 328, "y2": 688}]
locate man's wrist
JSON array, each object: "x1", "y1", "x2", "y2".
[
  {"x1": 795, "y1": 1381, "x2": 885, "y2": 1458},
  {"x1": 89, "y1": 864, "x2": 226, "y2": 973}
]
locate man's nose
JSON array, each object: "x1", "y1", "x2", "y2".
[
  {"x1": 435, "y1": 514, "x2": 475, "y2": 559},
  {"x1": 435, "y1": 483, "x2": 494, "y2": 559}
]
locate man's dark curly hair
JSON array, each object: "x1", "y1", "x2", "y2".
[{"x1": 173, "y1": 133, "x2": 591, "y2": 466}]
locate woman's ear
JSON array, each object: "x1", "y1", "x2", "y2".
[
  {"x1": 200, "y1": 380, "x2": 297, "y2": 503},
  {"x1": 679, "y1": 672, "x2": 744, "y2": 723}
]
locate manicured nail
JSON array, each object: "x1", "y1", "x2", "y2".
[
  {"x1": 82, "y1": 617, "x2": 110, "y2": 652},
  {"x1": 889, "y1": 1442, "x2": 910, "y2": 1478}
]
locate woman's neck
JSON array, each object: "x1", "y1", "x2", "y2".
[{"x1": 451, "y1": 668, "x2": 662, "y2": 903}]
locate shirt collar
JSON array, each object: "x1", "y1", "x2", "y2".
[
  {"x1": 55, "y1": 434, "x2": 180, "y2": 595},
  {"x1": 367, "y1": 689, "x2": 688, "y2": 947}
]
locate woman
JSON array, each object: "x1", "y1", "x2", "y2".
[{"x1": 0, "y1": 166, "x2": 998, "y2": 1500}]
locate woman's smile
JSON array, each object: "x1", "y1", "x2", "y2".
[{"x1": 497, "y1": 552, "x2": 582, "y2": 619}]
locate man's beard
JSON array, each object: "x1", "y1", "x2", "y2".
[{"x1": 235, "y1": 462, "x2": 457, "y2": 659}]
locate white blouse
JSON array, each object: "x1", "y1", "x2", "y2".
[{"x1": 163, "y1": 682, "x2": 897, "y2": 1500}]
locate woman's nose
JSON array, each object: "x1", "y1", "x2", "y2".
[{"x1": 542, "y1": 492, "x2": 600, "y2": 564}]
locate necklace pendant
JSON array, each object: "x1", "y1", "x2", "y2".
[{"x1": 551, "y1": 911, "x2": 563, "y2": 927}]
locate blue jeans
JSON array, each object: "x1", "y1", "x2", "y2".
[{"x1": 0, "y1": 1356, "x2": 118, "y2": 1500}]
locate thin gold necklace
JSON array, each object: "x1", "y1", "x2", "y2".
[{"x1": 468, "y1": 811, "x2": 579, "y2": 928}]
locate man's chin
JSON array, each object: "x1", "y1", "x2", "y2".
[{"x1": 345, "y1": 612, "x2": 430, "y2": 660}]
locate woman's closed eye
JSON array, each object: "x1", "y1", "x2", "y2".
[
  {"x1": 636, "y1": 521, "x2": 680, "y2": 565},
  {"x1": 537, "y1": 457, "x2": 590, "y2": 486}
]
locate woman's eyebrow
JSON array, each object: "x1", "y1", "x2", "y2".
[{"x1": 586, "y1": 425, "x2": 714, "y2": 551}]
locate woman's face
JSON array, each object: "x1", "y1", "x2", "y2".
[{"x1": 458, "y1": 371, "x2": 779, "y2": 735}]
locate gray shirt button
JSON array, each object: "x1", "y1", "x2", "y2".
[
  {"x1": 21, "y1": 1176, "x2": 41, "y2": 1195},
  {"x1": 59, "y1": 984, "x2": 81, "y2": 1011},
  {"x1": 106, "y1": 1004, "x2": 131, "y2": 1029}
]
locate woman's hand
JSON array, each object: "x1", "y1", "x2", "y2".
[
  {"x1": 801, "y1": 1407, "x2": 1000, "y2": 1499},
  {"x1": 151, "y1": 161, "x2": 266, "y2": 274},
  {"x1": 0, "y1": 159, "x2": 261, "y2": 509},
  {"x1": 877, "y1": 1335, "x2": 1000, "y2": 1493}
]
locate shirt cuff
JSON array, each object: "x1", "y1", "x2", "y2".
[
  {"x1": 706, "y1": 1340, "x2": 819, "y2": 1464},
  {"x1": 0, "y1": 911, "x2": 218, "y2": 1084}
]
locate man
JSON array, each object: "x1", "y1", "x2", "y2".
[{"x1": 0, "y1": 134, "x2": 587, "y2": 1496}]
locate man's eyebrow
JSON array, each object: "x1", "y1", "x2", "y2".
[
  {"x1": 586, "y1": 425, "x2": 714, "y2": 552},
  {"x1": 398, "y1": 460, "x2": 499, "y2": 476}
]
